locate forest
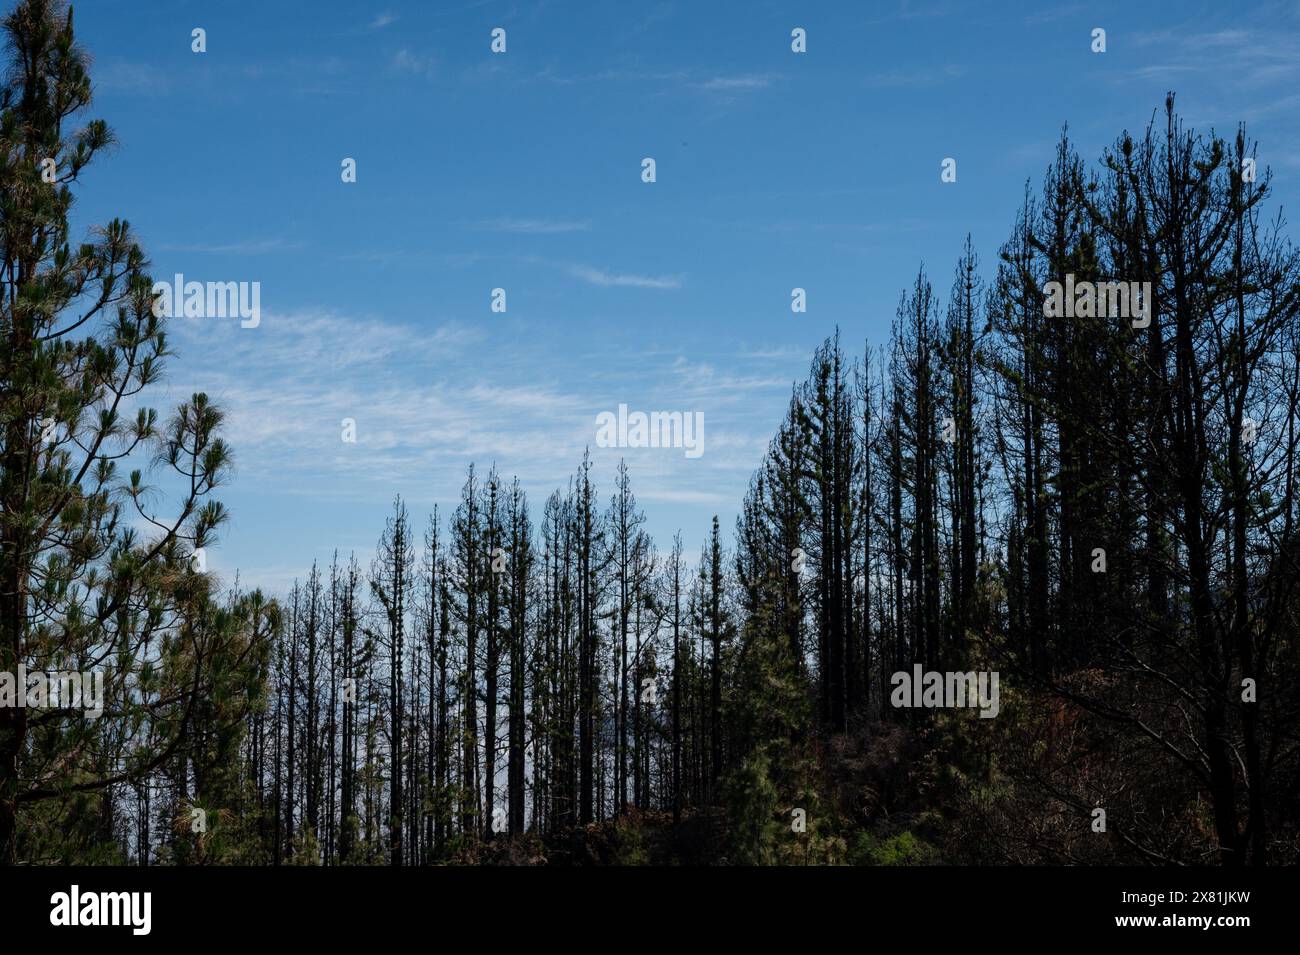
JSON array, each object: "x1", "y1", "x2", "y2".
[{"x1": 1, "y1": 0, "x2": 1298, "y2": 867}]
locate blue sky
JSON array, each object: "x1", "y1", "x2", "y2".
[{"x1": 66, "y1": 0, "x2": 1300, "y2": 593}]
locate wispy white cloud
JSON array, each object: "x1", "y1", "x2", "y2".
[
  {"x1": 697, "y1": 74, "x2": 774, "y2": 93},
  {"x1": 161, "y1": 305, "x2": 780, "y2": 497},
  {"x1": 568, "y1": 265, "x2": 682, "y2": 289},
  {"x1": 151, "y1": 297, "x2": 802, "y2": 588},
  {"x1": 392, "y1": 49, "x2": 436, "y2": 79},
  {"x1": 1127, "y1": 27, "x2": 1300, "y2": 88},
  {"x1": 627, "y1": 3, "x2": 674, "y2": 37},
  {"x1": 369, "y1": 12, "x2": 398, "y2": 30},
  {"x1": 95, "y1": 61, "x2": 171, "y2": 96},
  {"x1": 739, "y1": 345, "x2": 813, "y2": 362},
  {"x1": 668, "y1": 356, "x2": 793, "y2": 403}
]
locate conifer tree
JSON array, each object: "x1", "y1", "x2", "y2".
[{"x1": 0, "y1": 0, "x2": 260, "y2": 865}]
